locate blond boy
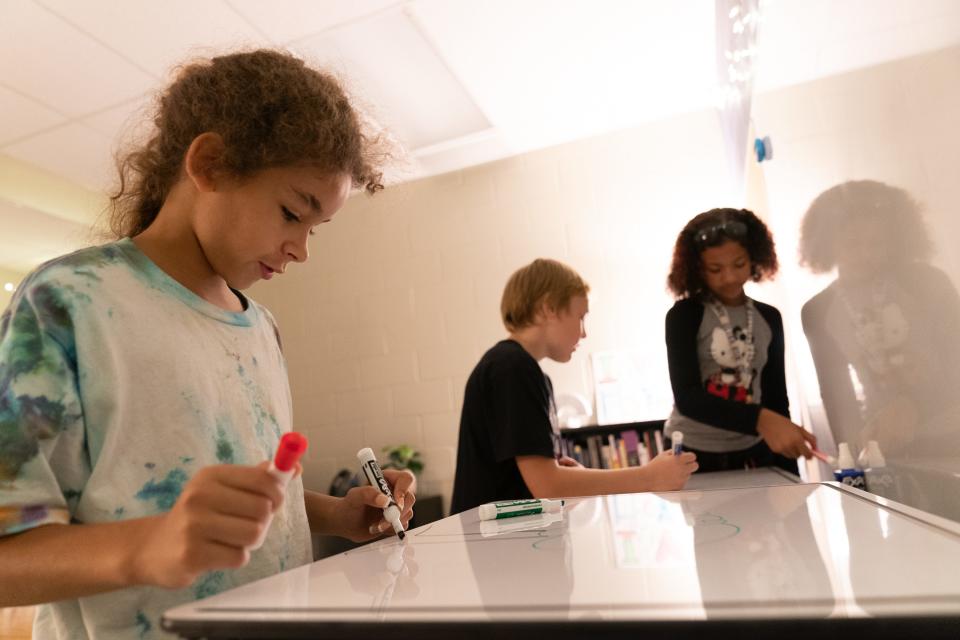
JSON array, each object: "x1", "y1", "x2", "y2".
[{"x1": 451, "y1": 259, "x2": 697, "y2": 513}]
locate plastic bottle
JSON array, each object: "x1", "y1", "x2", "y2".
[
  {"x1": 833, "y1": 442, "x2": 866, "y2": 489},
  {"x1": 860, "y1": 440, "x2": 895, "y2": 496}
]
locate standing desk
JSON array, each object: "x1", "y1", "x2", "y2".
[{"x1": 163, "y1": 472, "x2": 960, "y2": 639}]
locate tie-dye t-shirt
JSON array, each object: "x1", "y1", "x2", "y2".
[{"x1": 0, "y1": 239, "x2": 312, "y2": 639}]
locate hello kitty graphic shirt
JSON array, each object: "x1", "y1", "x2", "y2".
[{"x1": 664, "y1": 296, "x2": 789, "y2": 453}]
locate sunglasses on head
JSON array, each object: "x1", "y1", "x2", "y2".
[{"x1": 693, "y1": 220, "x2": 748, "y2": 248}]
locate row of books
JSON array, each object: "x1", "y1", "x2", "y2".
[{"x1": 565, "y1": 429, "x2": 667, "y2": 469}]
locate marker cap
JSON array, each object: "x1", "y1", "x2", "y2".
[
  {"x1": 836, "y1": 442, "x2": 856, "y2": 470},
  {"x1": 863, "y1": 440, "x2": 887, "y2": 468},
  {"x1": 274, "y1": 432, "x2": 309, "y2": 472},
  {"x1": 251, "y1": 432, "x2": 308, "y2": 550},
  {"x1": 671, "y1": 431, "x2": 684, "y2": 451}
]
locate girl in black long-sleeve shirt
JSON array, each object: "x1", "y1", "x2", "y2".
[{"x1": 663, "y1": 208, "x2": 816, "y2": 473}]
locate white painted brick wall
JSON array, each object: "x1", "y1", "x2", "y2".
[
  {"x1": 249, "y1": 46, "x2": 960, "y2": 520},
  {"x1": 392, "y1": 380, "x2": 452, "y2": 416},
  {"x1": 359, "y1": 351, "x2": 417, "y2": 388},
  {"x1": 335, "y1": 388, "x2": 392, "y2": 423}
]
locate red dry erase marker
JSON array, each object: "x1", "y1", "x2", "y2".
[
  {"x1": 251, "y1": 432, "x2": 308, "y2": 550},
  {"x1": 269, "y1": 432, "x2": 309, "y2": 481}
]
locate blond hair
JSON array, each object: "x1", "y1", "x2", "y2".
[{"x1": 501, "y1": 259, "x2": 590, "y2": 332}]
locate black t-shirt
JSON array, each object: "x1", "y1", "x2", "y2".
[{"x1": 450, "y1": 340, "x2": 560, "y2": 514}]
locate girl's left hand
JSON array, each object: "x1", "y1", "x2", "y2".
[{"x1": 336, "y1": 469, "x2": 417, "y2": 542}]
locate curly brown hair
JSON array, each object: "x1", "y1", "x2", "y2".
[
  {"x1": 109, "y1": 49, "x2": 389, "y2": 238},
  {"x1": 798, "y1": 180, "x2": 930, "y2": 273},
  {"x1": 667, "y1": 208, "x2": 778, "y2": 299}
]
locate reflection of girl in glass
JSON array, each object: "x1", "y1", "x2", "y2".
[
  {"x1": 800, "y1": 181, "x2": 960, "y2": 458},
  {"x1": 664, "y1": 208, "x2": 816, "y2": 473}
]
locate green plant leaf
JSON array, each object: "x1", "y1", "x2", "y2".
[{"x1": 379, "y1": 443, "x2": 424, "y2": 475}]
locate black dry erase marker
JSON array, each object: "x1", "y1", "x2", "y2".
[{"x1": 357, "y1": 447, "x2": 406, "y2": 540}]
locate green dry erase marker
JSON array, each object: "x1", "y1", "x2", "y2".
[{"x1": 478, "y1": 498, "x2": 565, "y2": 521}]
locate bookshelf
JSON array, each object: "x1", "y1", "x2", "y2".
[{"x1": 559, "y1": 420, "x2": 668, "y2": 470}]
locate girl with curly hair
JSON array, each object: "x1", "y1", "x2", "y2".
[
  {"x1": 663, "y1": 208, "x2": 816, "y2": 474},
  {"x1": 0, "y1": 49, "x2": 414, "y2": 638},
  {"x1": 800, "y1": 181, "x2": 960, "y2": 466}
]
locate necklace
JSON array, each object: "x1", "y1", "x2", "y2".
[
  {"x1": 706, "y1": 295, "x2": 756, "y2": 383},
  {"x1": 835, "y1": 278, "x2": 909, "y2": 376}
]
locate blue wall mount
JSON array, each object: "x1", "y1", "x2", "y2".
[{"x1": 754, "y1": 135, "x2": 773, "y2": 162}]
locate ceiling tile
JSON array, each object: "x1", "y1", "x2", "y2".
[
  {"x1": 0, "y1": 0, "x2": 958, "y2": 194},
  {"x1": 292, "y1": 7, "x2": 489, "y2": 150},
  {"x1": 755, "y1": 0, "x2": 960, "y2": 91},
  {"x1": 3, "y1": 123, "x2": 117, "y2": 191},
  {"x1": 38, "y1": 0, "x2": 273, "y2": 78},
  {"x1": 81, "y1": 92, "x2": 157, "y2": 143},
  {"x1": 410, "y1": 0, "x2": 716, "y2": 152},
  {"x1": 412, "y1": 129, "x2": 513, "y2": 181},
  {"x1": 229, "y1": 0, "x2": 398, "y2": 44},
  {"x1": 812, "y1": 15, "x2": 960, "y2": 88},
  {"x1": 0, "y1": 84, "x2": 67, "y2": 146},
  {"x1": 0, "y1": 0, "x2": 157, "y2": 116}
]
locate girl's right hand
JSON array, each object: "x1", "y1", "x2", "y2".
[
  {"x1": 643, "y1": 450, "x2": 699, "y2": 491},
  {"x1": 757, "y1": 408, "x2": 817, "y2": 459},
  {"x1": 133, "y1": 464, "x2": 285, "y2": 590}
]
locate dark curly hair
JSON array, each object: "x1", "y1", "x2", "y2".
[
  {"x1": 798, "y1": 180, "x2": 930, "y2": 273},
  {"x1": 109, "y1": 49, "x2": 389, "y2": 238},
  {"x1": 667, "y1": 208, "x2": 779, "y2": 299}
]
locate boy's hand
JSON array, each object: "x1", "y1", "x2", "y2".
[
  {"x1": 335, "y1": 469, "x2": 417, "y2": 542},
  {"x1": 133, "y1": 464, "x2": 284, "y2": 589},
  {"x1": 643, "y1": 450, "x2": 698, "y2": 491},
  {"x1": 557, "y1": 455, "x2": 584, "y2": 468}
]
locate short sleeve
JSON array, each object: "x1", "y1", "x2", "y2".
[
  {"x1": 486, "y1": 359, "x2": 555, "y2": 462},
  {"x1": 0, "y1": 280, "x2": 87, "y2": 536}
]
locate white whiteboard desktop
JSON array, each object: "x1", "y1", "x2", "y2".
[
  {"x1": 163, "y1": 480, "x2": 960, "y2": 639},
  {"x1": 682, "y1": 465, "x2": 799, "y2": 490}
]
